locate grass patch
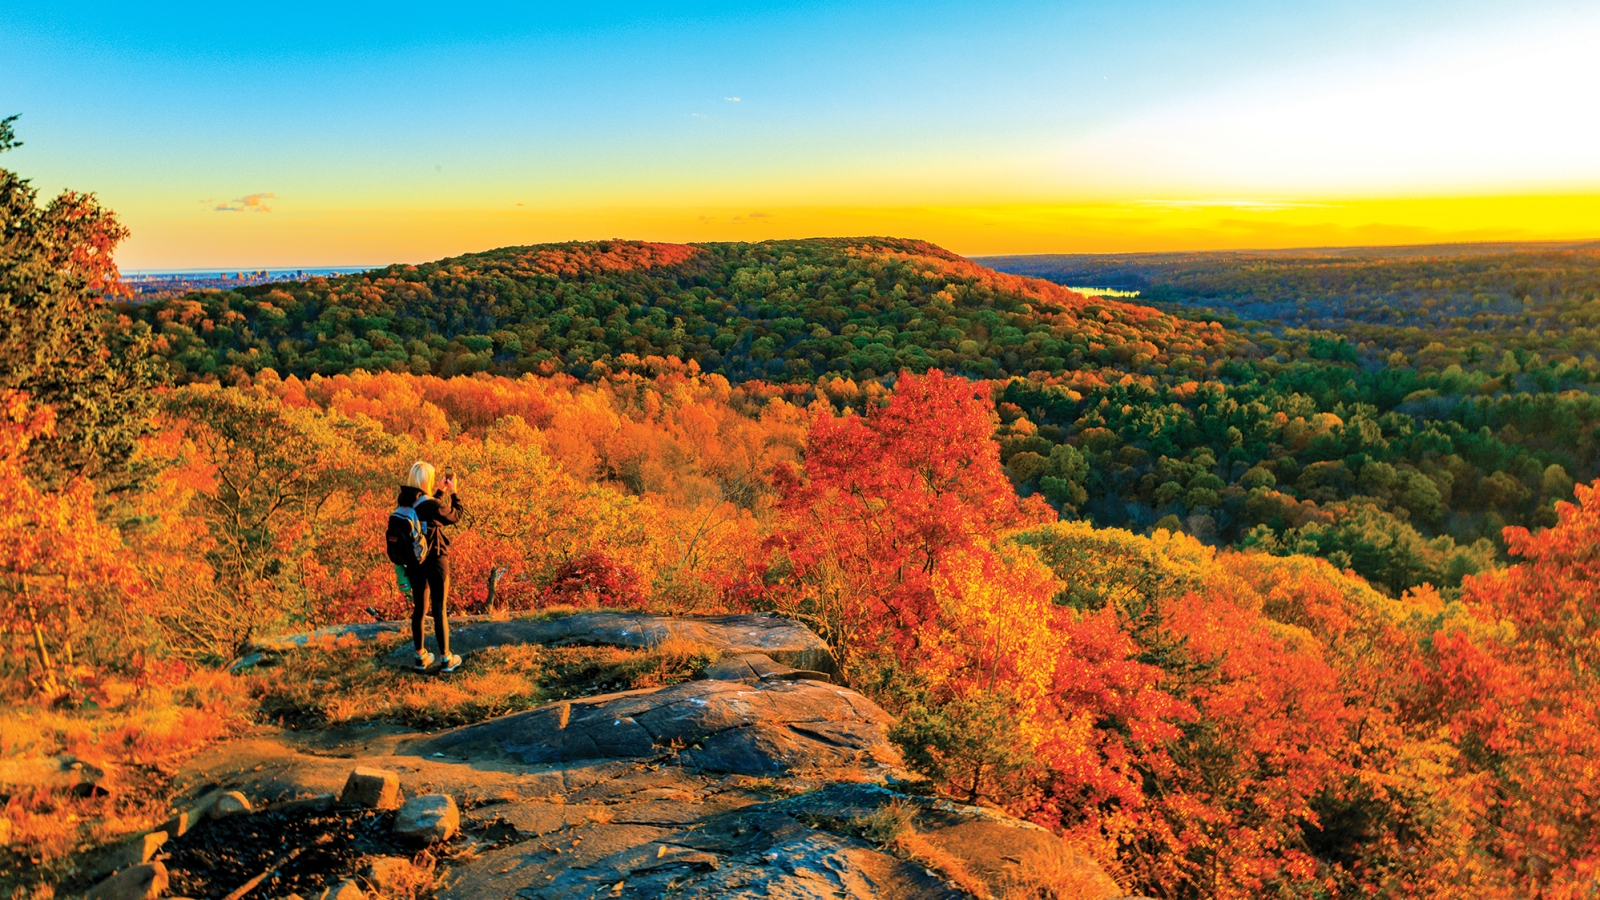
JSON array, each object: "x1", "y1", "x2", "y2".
[
  {"x1": 0, "y1": 669, "x2": 252, "y2": 898},
  {"x1": 248, "y1": 633, "x2": 720, "y2": 730},
  {"x1": 993, "y1": 846, "x2": 1118, "y2": 900}
]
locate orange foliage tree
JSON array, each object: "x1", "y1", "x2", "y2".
[
  {"x1": 765, "y1": 370, "x2": 1049, "y2": 660},
  {"x1": 0, "y1": 393, "x2": 140, "y2": 690},
  {"x1": 1411, "y1": 481, "x2": 1600, "y2": 896},
  {"x1": 761, "y1": 371, "x2": 1186, "y2": 816}
]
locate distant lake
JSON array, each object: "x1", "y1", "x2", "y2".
[{"x1": 1067, "y1": 287, "x2": 1141, "y2": 298}]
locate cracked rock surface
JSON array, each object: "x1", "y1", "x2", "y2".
[{"x1": 412, "y1": 678, "x2": 899, "y2": 775}]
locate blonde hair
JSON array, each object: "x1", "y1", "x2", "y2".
[{"x1": 405, "y1": 461, "x2": 436, "y2": 495}]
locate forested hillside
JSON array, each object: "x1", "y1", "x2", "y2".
[
  {"x1": 120, "y1": 237, "x2": 1241, "y2": 384},
  {"x1": 119, "y1": 239, "x2": 1597, "y2": 594},
  {"x1": 981, "y1": 242, "x2": 1600, "y2": 365}
]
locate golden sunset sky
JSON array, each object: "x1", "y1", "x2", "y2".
[{"x1": 4, "y1": 1, "x2": 1597, "y2": 268}]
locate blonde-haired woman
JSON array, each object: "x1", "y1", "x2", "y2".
[{"x1": 399, "y1": 461, "x2": 465, "y2": 671}]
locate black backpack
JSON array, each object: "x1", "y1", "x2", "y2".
[{"x1": 385, "y1": 494, "x2": 431, "y2": 566}]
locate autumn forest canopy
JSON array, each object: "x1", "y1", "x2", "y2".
[
  {"x1": 117, "y1": 234, "x2": 1599, "y2": 595},
  {"x1": 9, "y1": 124, "x2": 1600, "y2": 898}
]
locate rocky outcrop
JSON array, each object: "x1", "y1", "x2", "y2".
[
  {"x1": 412, "y1": 678, "x2": 898, "y2": 775},
  {"x1": 446, "y1": 781, "x2": 1121, "y2": 900},
  {"x1": 702, "y1": 652, "x2": 834, "y2": 684},
  {"x1": 179, "y1": 611, "x2": 1128, "y2": 899}
]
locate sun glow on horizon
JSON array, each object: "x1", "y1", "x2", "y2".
[{"x1": 107, "y1": 192, "x2": 1599, "y2": 270}]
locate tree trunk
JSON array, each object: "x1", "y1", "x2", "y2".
[{"x1": 22, "y1": 580, "x2": 57, "y2": 690}]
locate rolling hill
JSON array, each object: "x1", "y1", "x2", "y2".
[{"x1": 123, "y1": 237, "x2": 1250, "y2": 386}]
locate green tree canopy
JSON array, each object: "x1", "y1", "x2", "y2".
[{"x1": 0, "y1": 114, "x2": 155, "y2": 488}]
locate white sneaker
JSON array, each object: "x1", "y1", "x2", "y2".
[
  {"x1": 441, "y1": 654, "x2": 463, "y2": 673},
  {"x1": 413, "y1": 649, "x2": 435, "y2": 671}
]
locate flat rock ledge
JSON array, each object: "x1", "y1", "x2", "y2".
[
  {"x1": 447, "y1": 782, "x2": 1127, "y2": 900},
  {"x1": 185, "y1": 613, "x2": 1132, "y2": 899},
  {"x1": 244, "y1": 611, "x2": 836, "y2": 676},
  {"x1": 411, "y1": 678, "x2": 897, "y2": 775}
]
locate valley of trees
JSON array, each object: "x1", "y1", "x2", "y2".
[{"x1": 8, "y1": 125, "x2": 1600, "y2": 898}]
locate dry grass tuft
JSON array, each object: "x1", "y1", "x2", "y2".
[
  {"x1": 994, "y1": 845, "x2": 1119, "y2": 900},
  {"x1": 890, "y1": 828, "x2": 991, "y2": 897},
  {"x1": 248, "y1": 632, "x2": 715, "y2": 731},
  {"x1": 362, "y1": 853, "x2": 437, "y2": 900},
  {"x1": 843, "y1": 800, "x2": 1104, "y2": 900},
  {"x1": 852, "y1": 798, "x2": 917, "y2": 846},
  {"x1": 635, "y1": 637, "x2": 721, "y2": 688}
]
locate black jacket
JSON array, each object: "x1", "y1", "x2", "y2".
[{"x1": 396, "y1": 486, "x2": 464, "y2": 560}]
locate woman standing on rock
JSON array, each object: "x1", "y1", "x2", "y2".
[{"x1": 394, "y1": 461, "x2": 465, "y2": 672}]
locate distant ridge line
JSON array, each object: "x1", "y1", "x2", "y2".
[{"x1": 974, "y1": 238, "x2": 1600, "y2": 263}]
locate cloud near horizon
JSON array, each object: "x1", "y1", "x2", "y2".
[{"x1": 215, "y1": 192, "x2": 275, "y2": 213}]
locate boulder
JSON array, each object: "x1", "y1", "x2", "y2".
[
  {"x1": 339, "y1": 767, "x2": 402, "y2": 810},
  {"x1": 85, "y1": 861, "x2": 168, "y2": 900},
  {"x1": 411, "y1": 679, "x2": 899, "y2": 776},
  {"x1": 212, "y1": 790, "x2": 252, "y2": 817},
  {"x1": 80, "y1": 829, "x2": 168, "y2": 884},
  {"x1": 393, "y1": 794, "x2": 460, "y2": 843}
]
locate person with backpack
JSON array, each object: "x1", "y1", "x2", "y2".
[{"x1": 386, "y1": 461, "x2": 465, "y2": 672}]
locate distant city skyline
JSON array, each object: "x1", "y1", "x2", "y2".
[{"x1": 5, "y1": 0, "x2": 1598, "y2": 268}]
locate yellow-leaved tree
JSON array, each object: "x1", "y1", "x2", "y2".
[{"x1": 0, "y1": 392, "x2": 141, "y2": 690}]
